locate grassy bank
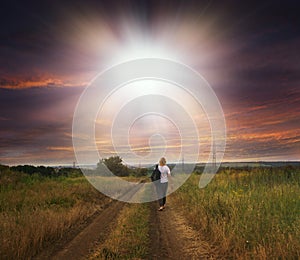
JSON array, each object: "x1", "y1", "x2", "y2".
[
  {"x1": 171, "y1": 167, "x2": 300, "y2": 259},
  {"x1": 89, "y1": 202, "x2": 150, "y2": 259},
  {"x1": 0, "y1": 170, "x2": 109, "y2": 259}
]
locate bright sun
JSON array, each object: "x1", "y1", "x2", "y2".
[{"x1": 109, "y1": 38, "x2": 181, "y2": 65}]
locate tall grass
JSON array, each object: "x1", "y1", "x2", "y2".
[
  {"x1": 89, "y1": 203, "x2": 150, "y2": 259},
  {"x1": 0, "y1": 171, "x2": 109, "y2": 259},
  {"x1": 171, "y1": 167, "x2": 300, "y2": 259},
  {"x1": 89, "y1": 184, "x2": 150, "y2": 259}
]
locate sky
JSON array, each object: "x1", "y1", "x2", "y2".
[{"x1": 0, "y1": 0, "x2": 299, "y2": 166}]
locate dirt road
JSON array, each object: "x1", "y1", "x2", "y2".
[
  {"x1": 148, "y1": 201, "x2": 218, "y2": 259},
  {"x1": 34, "y1": 199, "x2": 125, "y2": 260},
  {"x1": 36, "y1": 190, "x2": 218, "y2": 259},
  {"x1": 35, "y1": 184, "x2": 143, "y2": 260}
]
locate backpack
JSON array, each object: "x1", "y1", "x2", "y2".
[{"x1": 151, "y1": 165, "x2": 161, "y2": 182}]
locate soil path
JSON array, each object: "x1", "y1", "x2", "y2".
[
  {"x1": 148, "y1": 200, "x2": 219, "y2": 259},
  {"x1": 36, "y1": 185, "x2": 218, "y2": 259},
  {"x1": 35, "y1": 199, "x2": 125, "y2": 260},
  {"x1": 53, "y1": 201, "x2": 124, "y2": 260},
  {"x1": 35, "y1": 184, "x2": 143, "y2": 260}
]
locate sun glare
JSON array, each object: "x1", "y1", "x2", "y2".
[{"x1": 109, "y1": 39, "x2": 181, "y2": 66}]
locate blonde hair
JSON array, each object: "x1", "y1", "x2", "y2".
[{"x1": 159, "y1": 157, "x2": 166, "y2": 166}]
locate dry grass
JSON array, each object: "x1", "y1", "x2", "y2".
[
  {"x1": 89, "y1": 202, "x2": 150, "y2": 259},
  {"x1": 171, "y1": 167, "x2": 300, "y2": 259},
  {"x1": 0, "y1": 172, "x2": 109, "y2": 259}
]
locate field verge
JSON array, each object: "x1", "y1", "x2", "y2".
[
  {"x1": 171, "y1": 167, "x2": 300, "y2": 259},
  {"x1": 89, "y1": 202, "x2": 150, "y2": 259},
  {"x1": 0, "y1": 172, "x2": 109, "y2": 259}
]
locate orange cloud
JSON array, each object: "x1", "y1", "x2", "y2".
[
  {"x1": 228, "y1": 129, "x2": 299, "y2": 142},
  {"x1": 0, "y1": 72, "x2": 94, "y2": 89},
  {"x1": 46, "y1": 146, "x2": 74, "y2": 152}
]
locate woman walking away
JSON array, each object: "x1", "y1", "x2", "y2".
[{"x1": 158, "y1": 157, "x2": 171, "y2": 211}]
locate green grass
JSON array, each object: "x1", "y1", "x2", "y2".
[
  {"x1": 2, "y1": 166, "x2": 299, "y2": 259},
  {"x1": 171, "y1": 167, "x2": 300, "y2": 259},
  {"x1": 0, "y1": 171, "x2": 109, "y2": 259},
  {"x1": 90, "y1": 203, "x2": 150, "y2": 259}
]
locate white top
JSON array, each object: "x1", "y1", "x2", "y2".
[{"x1": 158, "y1": 165, "x2": 171, "y2": 183}]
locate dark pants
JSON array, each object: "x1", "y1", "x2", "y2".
[{"x1": 157, "y1": 182, "x2": 168, "y2": 207}]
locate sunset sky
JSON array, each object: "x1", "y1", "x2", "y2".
[{"x1": 0, "y1": 0, "x2": 299, "y2": 166}]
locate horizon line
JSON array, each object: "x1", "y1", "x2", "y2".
[{"x1": 2, "y1": 160, "x2": 300, "y2": 167}]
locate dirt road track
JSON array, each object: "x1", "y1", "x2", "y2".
[
  {"x1": 36, "y1": 185, "x2": 218, "y2": 259},
  {"x1": 148, "y1": 201, "x2": 219, "y2": 259},
  {"x1": 35, "y1": 199, "x2": 124, "y2": 260},
  {"x1": 35, "y1": 184, "x2": 143, "y2": 260}
]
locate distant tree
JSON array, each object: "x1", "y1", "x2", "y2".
[
  {"x1": 37, "y1": 166, "x2": 55, "y2": 177},
  {"x1": 58, "y1": 168, "x2": 83, "y2": 177},
  {"x1": 0, "y1": 164, "x2": 10, "y2": 175},
  {"x1": 10, "y1": 165, "x2": 56, "y2": 177},
  {"x1": 0, "y1": 164, "x2": 9, "y2": 171},
  {"x1": 99, "y1": 156, "x2": 130, "y2": 177},
  {"x1": 11, "y1": 165, "x2": 36, "y2": 175},
  {"x1": 132, "y1": 167, "x2": 148, "y2": 177}
]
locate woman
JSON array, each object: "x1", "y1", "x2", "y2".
[{"x1": 157, "y1": 157, "x2": 171, "y2": 211}]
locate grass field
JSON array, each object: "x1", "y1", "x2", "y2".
[
  {"x1": 0, "y1": 170, "x2": 109, "y2": 259},
  {"x1": 89, "y1": 203, "x2": 150, "y2": 259},
  {"x1": 88, "y1": 181, "x2": 150, "y2": 259},
  {"x1": 1, "y1": 166, "x2": 299, "y2": 259},
  {"x1": 171, "y1": 167, "x2": 300, "y2": 259}
]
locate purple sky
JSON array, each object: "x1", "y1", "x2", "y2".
[{"x1": 0, "y1": 0, "x2": 299, "y2": 165}]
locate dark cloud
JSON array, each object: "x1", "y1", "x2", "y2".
[
  {"x1": 0, "y1": 87, "x2": 83, "y2": 165},
  {"x1": 1, "y1": 0, "x2": 300, "y2": 164}
]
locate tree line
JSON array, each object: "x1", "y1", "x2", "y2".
[
  {"x1": 0, "y1": 164, "x2": 83, "y2": 178},
  {"x1": 0, "y1": 156, "x2": 149, "y2": 178},
  {"x1": 96, "y1": 156, "x2": 148, "y2": 177}
]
